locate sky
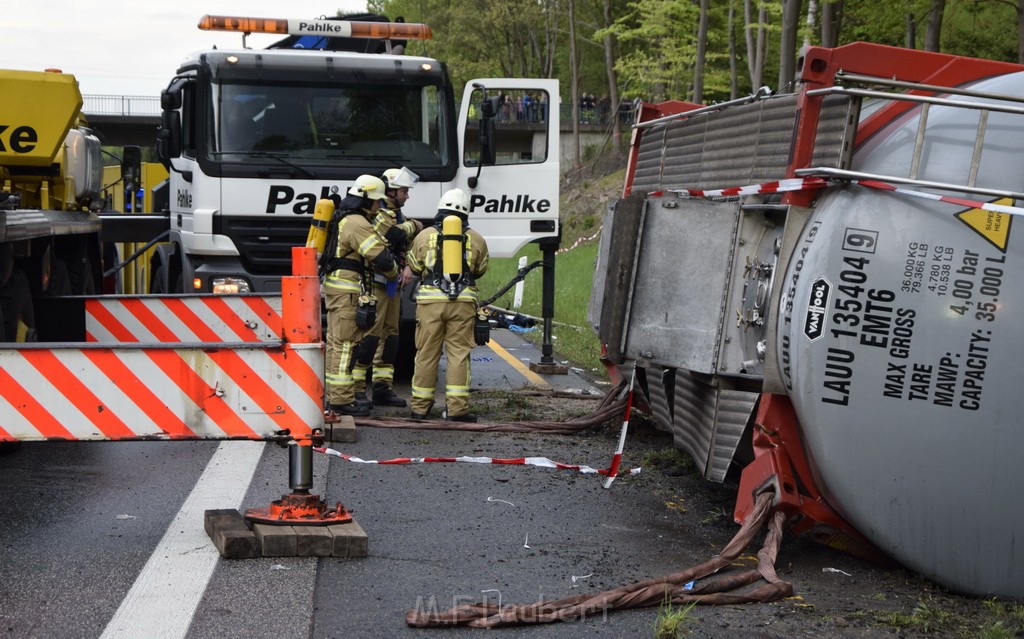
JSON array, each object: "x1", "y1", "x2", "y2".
[{"x1": 3, "y1": 0, "x2": 371, "y2": 96}]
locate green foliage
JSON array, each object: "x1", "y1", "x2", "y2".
[{"x1": 376, "y1": 0, "x2": 1024, "y2": 113}]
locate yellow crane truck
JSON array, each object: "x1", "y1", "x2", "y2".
[{"x1": 0, "y1": 68, "x2": 107, "y2": 341}]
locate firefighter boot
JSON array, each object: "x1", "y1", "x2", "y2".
[
  {"x1": 372, "y1": 382, "x2": 407, "y2": 408},
  {"x1": 330, "y1": 401, "x2": 371, "y2": 417},
  {"x1": 354, "y1": 389, "x2": 372, "y2": 407}
]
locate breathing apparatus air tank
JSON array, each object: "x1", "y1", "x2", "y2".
[
  {"x1": 441, "y1": 214, "x2": 464, "y2": 283},
  {"x1": 306, "y1": 198, "x2": 335, "y2": 255}
]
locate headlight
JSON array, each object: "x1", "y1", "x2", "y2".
[{"x1": 211, "y1": 277, "x2": 251, "y2": 294}]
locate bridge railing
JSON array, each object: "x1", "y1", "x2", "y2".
[{"x1": 83, "y1": 95, "x2": 161, "y2": 117}]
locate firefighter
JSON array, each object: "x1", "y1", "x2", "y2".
[
  {"x1": 323, "y1": 174, "x2": 399, "y2": 417},
  {"x1": 350, "y1": 167, "x2": 423, "y2": 407},
  {"x1": 406, "y1": 188, "x2": 489, "y2": 421}
]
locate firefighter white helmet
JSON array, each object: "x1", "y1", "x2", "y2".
[
  {"x1": 438, "y1": 188, "x2": 470, "y2": 214},
  {"x1": 382, "y1": 167, "x2": 420, "y2": 190},
  {"x1": 347, "y1": 175, "x2": 387, "y2": 200}
]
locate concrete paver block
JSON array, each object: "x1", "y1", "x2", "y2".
[{"x1": 328, "y1": 415, "x2": 357, "y2": 443}]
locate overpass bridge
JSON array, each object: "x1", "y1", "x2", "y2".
[{"x1": 82, "y1": 94, "x2": 161, "y2": 147}]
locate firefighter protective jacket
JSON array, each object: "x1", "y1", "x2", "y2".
[{"x1": 323, "y1": 207, "x2": 399, "y2": 294}]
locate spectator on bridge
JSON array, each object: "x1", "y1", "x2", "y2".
[{"x1": 597, "y1": 94, "x2": 611, "y2": 123}]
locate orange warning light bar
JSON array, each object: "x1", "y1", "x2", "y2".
[{"x1": 198, "y1": 15, "x2": 432, "y2": 40}]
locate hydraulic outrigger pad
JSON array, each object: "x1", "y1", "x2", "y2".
[
  {"x1": 245, "y1": 492, "x2": 353, "y2": 526},
  {"x1": 245, "y1": 436, "x2": 353, "y2": 526}
]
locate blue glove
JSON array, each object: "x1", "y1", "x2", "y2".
[{"x1": 386, "y1": 280, "x2": 399, "y2": 297}]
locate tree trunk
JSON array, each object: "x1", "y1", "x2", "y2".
[
  {"x1": 755, "y1": 4, "x2": 768, "y2": 89},
  {"x1": 744, "y1": 0, "x2": 757, "y2": 84},
  {"x1": 694, "y1": 0, "x2": 710, "y2": 103},
  {"x1": 820, "y1": 0, "x2": 844, "y2": 47},
  {"x1": 924, "y1": 0, "x2": 945, "y2": 52},
  {"x1": 729, "y1": 0, "x2": 739, "y2": 99},
  {"x1": 804, "y1": 0, "x2": 818, "y2": 47},
  {"x1": 601, "y1": 0, "x2": 623, "y2": 152},
  {"x1": 745, "y1": 0, "x2": 768, "y2": 89},
  {"x1": 568, "y1": 0, "x2": 582, "y2": 169},
  {"x1": 906, "y1": 12, "x2": 917, "y2": 49},
  {"x1": 779, "y1": 0, "x2": 801, "y2": 92}
]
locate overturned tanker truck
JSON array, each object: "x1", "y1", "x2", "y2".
[{"x1": 589, "y1": 42, "x2": 1024, "y2": 599}]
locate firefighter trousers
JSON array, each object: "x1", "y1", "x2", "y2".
[
  {"x1": 325, "y1": 289, "x2": 367, "y2": 407},
  {"x1": 410, "y1": 300, "x2": 475, "y2": 417},
  {"x1": 351, "y1": 282, "x2": 401, "y2": 393}
]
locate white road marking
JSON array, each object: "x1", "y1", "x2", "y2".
[{"x1": 100, "y1": 441, "x2": 265, "y2": 639}]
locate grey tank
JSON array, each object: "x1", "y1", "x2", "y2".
[{"x1": 776, "y1": 72, "x2": 1024, "y2": 598}]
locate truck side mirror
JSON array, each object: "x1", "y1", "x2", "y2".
[
  {"x1": 479, "y1": 95, "x2": 500, "y2": 167},
  {"x1": 157, "y1": 111, "x2": 181, "y2": 166},
  {"x1": 121, "y1": 146, "x2": 142, "y2": 193}
]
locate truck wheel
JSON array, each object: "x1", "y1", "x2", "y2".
[{"x1": 152, "y1": 264, "x2": 183, "y2": 294}]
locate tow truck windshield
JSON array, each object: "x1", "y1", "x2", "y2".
[{"x1": 208, "y1": 80, "x2": 450, "y2": 168}]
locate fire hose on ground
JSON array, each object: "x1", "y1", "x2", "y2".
[
  {"x1": 404, "y1": 491, "x2": 791, "y2": 628},
  {"x1": 326, "y1": 380, "x2": 796, "y2": 627}
]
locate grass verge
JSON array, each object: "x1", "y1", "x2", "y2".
[{"x1": 477, "y1": 240, "x2": 605, "y2": 379}]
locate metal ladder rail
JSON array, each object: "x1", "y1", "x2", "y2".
[{"x1": 799, "y1": 85, "x2": 1024, "y2": 201}]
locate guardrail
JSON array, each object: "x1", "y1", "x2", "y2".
[{"x1": 82, "y1": 95, "x2": 161, "y2": 117}]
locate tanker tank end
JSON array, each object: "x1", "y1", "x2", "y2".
[{"x1": 592, "y1": 50, "x2": 1024, "y2": 599}]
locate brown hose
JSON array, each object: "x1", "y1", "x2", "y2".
[
  {"x1": 405, "y1": 491, "x2": 792, "y2": 628},
  {"x1": 351, "y1": 380, "x2": 629, "y2": 435}
]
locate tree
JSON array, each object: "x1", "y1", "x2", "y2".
[
  {"x1": 779, "y1": 0, "x2": 801, "y2": 91},
  {"x1": 600, "y1": 0, "x2": 700, "y2": 101},
  {"x1": 597, "y1": 0, "x2": 625, "y2": 150},
  {"x1": 694, "y1": 0, "x2": 711, "y2": 103},
  {"x1": 820, "y1": 0, "x2": 844, "y2": 47},
  {"x1": 745, "y1": 0, "x2": 769, "y2": 89},
  {"x1": 569, "y1": 0, "x2": 582, "y2": 168},
  {"x1": 924, "y1": 0, "x2": 946, "y2": 51}
]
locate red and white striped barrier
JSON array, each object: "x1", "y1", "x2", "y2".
[
  {"x1": 86, "y1": 295, "x2": 283, "y2": 343},
  {"x1": 0, "y1": 342, "x2": 323, "y2": 442},
  {"x1": 314, "y1": 445, "x2": 641, "y2": 478},
  {"x1": 668, "y1": 177, "x2": 828, "y2": 198},
  {"x1": 603, "y1": 366, "x2": 636, "y2": 489},
  {"x1": 662, "y1": 174, "x2": 1024, "y2": 218},
  {"x1": 556, "y1": 227, "x2": 603, "y2": 254},
  {"x1": 853, "y1": 179, "x2": 1024, "y2": 216}
]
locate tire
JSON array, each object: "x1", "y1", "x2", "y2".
[
  {"x1": 152, "y1": 263, "x2": 184, "y2": 294},
  {"x1": 152, "y1": 264, "x2": 168, "y2": 294}
]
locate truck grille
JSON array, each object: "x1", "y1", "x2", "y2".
[{"x1": 216, "y1": 217, "x2": 311, "y2": 275}]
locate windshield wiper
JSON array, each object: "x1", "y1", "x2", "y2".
[
  {"x1": 211, "y1": 150, "x2": 318, "y2": 178},
  {"x1": 246, "y1": 151, "x2": 318, "y2": 178}
]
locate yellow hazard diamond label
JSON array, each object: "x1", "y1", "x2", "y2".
[{"x1": 955, "y1": 198, "x2": 1013, "y2": 252}]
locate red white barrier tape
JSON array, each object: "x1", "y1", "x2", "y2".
[
  {"x1": 603, "y1": 366, "x2": 636, "y2": 489},
  {"x1": 666, "y1": 175, "x2": 1024, "y2": 217},
  {"x1": 556, "y1": 227, "x2": 603, "y2": 254},
  {"x1": 669, "y1": 177, "x2": 828, "y2": 198},
  {"x1": 854, "y1": 179, "x2": 1024, "y2": 216},
  {"x1": 313, "y1": 446, "x2": 641, "y2": 478}
]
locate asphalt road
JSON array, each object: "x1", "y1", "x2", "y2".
[
  {"x1": 2, "y1": 330, "x2": 668, "y2": 639},
  {"x1": 2, "y1": 329, "x2": 1001, "y2": 639}
]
